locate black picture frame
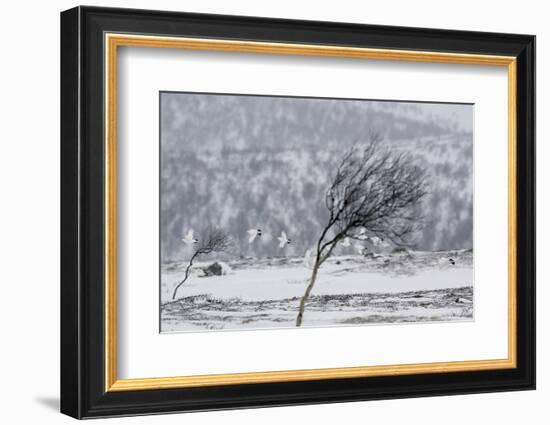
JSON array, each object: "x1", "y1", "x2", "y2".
[{"x1": 61, "y1": 5, "x2": 535, "y2": 419}]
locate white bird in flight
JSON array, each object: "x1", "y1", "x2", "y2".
[
  {"x1": 370, "y1": 236, "x2": 382, "y2": 246},
  {"x1": 341, "y1": 237, "x2": 351, "y2": 247},
  {"x1": 182, "y1": 230, "x2": 198, "y2": 245},
  {"x1": 356, "y1": 227, "x2": 369, "y2": 241},
  {"x1": 277, "y1": 231, "x2": 291, "y2": 248},
  {"x1": 304, "y1": 249, "x2": 316, "y2": 268},
  {"x1": 247, "y1": 228, "x2": 262, "y2": 243}
]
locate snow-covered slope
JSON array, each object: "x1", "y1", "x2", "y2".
[
  {"x1": 161, "y1": 135, "x2": 472, "y2": 260},
  {"x1": 160, "y1": 93, "x2": 473, "y2": 261}
]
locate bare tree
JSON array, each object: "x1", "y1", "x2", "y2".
[
  {"x1": 172, "y1": 227, "x2": 231, "y2": 300},
  {"x1": 295, "y1": 138, "x2": 428, "y2": 326}
]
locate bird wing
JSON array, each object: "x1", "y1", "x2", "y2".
[
  {"x1": 248, "y1": 233, "x2": 256, "y2": 243},
  {"x1": 278, "y1": 238, "x2": 285, "y2": 248},
  {"x1": 186, "y1": 230, "x2": 193, "y2": 239},
  {"x1": 304, "y1": 249, "x2": 314, "y2": 267},
  {"x1": 247, "y1": 229, "x2": 255, "y2": 235},
  {"x1": 281, "y1": 231, "x2": 287, "y2": 240}
]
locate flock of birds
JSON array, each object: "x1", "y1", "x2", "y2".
[
  {"x1": 183, "y1": 227, "x2": 388, "y2": 252},
  {"x1": 183, "y1": 228, "x2": 292, "y2": 248},
  {"x1": 182, "y1": 228, "x2": 459, "y2": 266},
  {"x1": 247, "y1": 229, "x2": 292, "y2": 248},
  {"x1": 347, "y1": 227, "x2": 390, "y2": 254}
]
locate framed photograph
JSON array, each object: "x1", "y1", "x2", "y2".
[{"x1": 60, "y1": 6, "x2": 535, "y2": 419}]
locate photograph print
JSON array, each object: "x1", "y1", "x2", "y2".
[{"x1": 160, "y1": 92, "x2": 473, "y2": 333}]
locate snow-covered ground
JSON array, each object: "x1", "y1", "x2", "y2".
[{"x1": 160, "y1": 250, "x2": 473, "y2": 332}]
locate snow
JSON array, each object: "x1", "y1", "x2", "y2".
[
  {"x1": 160, "y1": 250, "x2": 473, "y2": 332},
  {"x1": 163, "y1": 263, "x2": 470, "y2": 302}
]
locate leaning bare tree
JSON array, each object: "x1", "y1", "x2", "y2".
[
  {"x1": 172, "y1": 227, "x2": 231, "y2": 300},
  {"x1": 295, "y1": 138, "x2": 428, "y2": 326}
]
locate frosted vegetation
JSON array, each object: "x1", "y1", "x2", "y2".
[{"x1": 161, "y1": 249, "x2": 473, "y2": 332}]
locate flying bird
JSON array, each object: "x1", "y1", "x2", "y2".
[
  {"x1": 277, "y1": 231, "x2": 291, "y2": 248},
  {"x1": 247, "y1": 228, "x2": 262, "y2": 243},
  {"x1": 304, "y1": 249, "x2": 316, "y2": 268},
  {"x1": 370, "y1": 236, "x2": 382, "y2": 246},
  {"x1": 356, "y1": 227, "x2": 369, "y2": 240},
  {"x1": 182, "y1": 230, "x2": 198, "y2": 245},
  {"x1": 341, "y1": 237, "x2": 351, "y2": 247},
  {"x1": 354, "y1": 243, "x2": 365, "y2": 255}
]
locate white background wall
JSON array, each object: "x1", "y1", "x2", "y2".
[{"x1": 0, "y1": 0, "x2": 545, "y2": 423}]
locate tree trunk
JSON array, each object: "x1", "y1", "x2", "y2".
[
  {"x1": 296, "y1": 241, "x2": 338, "y2": 327},
  {"x1": 296, "y1": 260, "x2": 321, "y2": 327},
  {"x1": 172, "y1": 252, "x2": 198, "y2": 300}
]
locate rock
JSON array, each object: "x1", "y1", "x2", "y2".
[
  {"x1": 455, "y1": 297, "x2": 472, "y2": 304},
  {"x1": 201, "y1": 262, "x2": 224, "y2": 277},
  {"x1": 392, "y1": 246, "x2": 408, "y2": 254}
]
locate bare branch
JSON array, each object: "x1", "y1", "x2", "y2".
[
  {"x1": 194, "y1": 226, "x2": 231, "y2": 256},
  {"x1": 296, "y1": 136, "x2": 429, "y2": 326},
  {"x1": 172, "y1": 227, "x2": 231, "y2": 300}
]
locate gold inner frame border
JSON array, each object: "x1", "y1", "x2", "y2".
[{"x1": 104, "y1": 33, "x2": 517, "y2": 392}]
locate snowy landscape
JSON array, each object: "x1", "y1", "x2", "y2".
[
  {"x1": 161, "y1": 249, "x2": 473, "y2": 332},
  {"x1": 160, "y1": 92, "x2": 474, "y2": 333}
]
